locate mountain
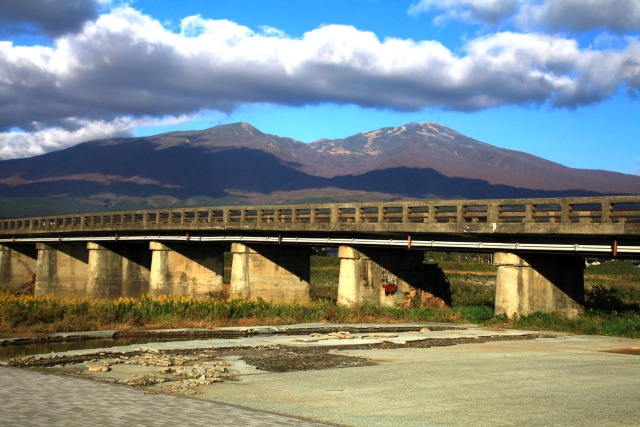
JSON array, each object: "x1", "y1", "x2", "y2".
[
  {"x1": 310, "y1": 122, "x2": 639, "y2": 193},
  {"x1": 0, "y1": 122, "x2": 637, "y2": 217}
]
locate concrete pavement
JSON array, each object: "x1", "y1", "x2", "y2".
[
  {"x1": 195, "y1": 334, "x2": 640, "y2": 426},
  {"x1": 2, "y1": 324, "x2": 639, "y2": 426}
]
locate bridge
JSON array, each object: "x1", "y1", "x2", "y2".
[{"x1": 1, "y1": 196, "x2": 639, "y2": 317}]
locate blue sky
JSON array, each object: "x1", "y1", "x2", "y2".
[{"x1": 0, "y1": 0, "x2": 639, "y2": 176}]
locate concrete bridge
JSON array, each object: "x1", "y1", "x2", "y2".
[{"x1": 1, "y1": 196, "x2": 639, "y2": 317}]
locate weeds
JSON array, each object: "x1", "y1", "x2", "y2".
[
  {"x1": 2, "y1": 258, "x2": 639, "y2": 339},
  {"x1": 487, "y1": 311, "x2": 640, "y2": 339},
  {"x1": 0, "y1": 293, "x2": 476, "y2": 334}
]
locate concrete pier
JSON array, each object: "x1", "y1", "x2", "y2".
[
  {"x1": 494, "y1": 252, "x2": 584, "y2": 318},
  {"x1": 35, "y1": 243, "x2": 90, "y2": 297},
  {"x1": 149, "y1": 242, "x2": 224, "y2": 297},
  {"x1": 87, "y1": 243, "x2": 151, "y2": 298},
  {"x1": 0, "y1": 244, "x2": 37, "y2": 293},
  {"x1": 230, "y1": 243, "x2": 310, "y2": 303},
  {"x1": 1, "y1": 196, "x2": 638, "y2": 314},
  {"x1": 337, "y1": 246, "x2": 450, "y2": 307}
]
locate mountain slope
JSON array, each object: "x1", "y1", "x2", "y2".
[
  {"x1": 310, "y1": 122, "x2": 640, "y2": 193},
  {"x1": 0, "y1": 121, "x2": 637, "y2": 217}
]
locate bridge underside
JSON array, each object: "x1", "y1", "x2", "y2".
[
  {"x1": 0, "y1": 239, "x2": 594, "y2": 317},
  {"x1": 337, "y1": 246, "x2": 451, "y2": 308}
]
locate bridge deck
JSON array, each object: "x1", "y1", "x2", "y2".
[{"x1": 1, "y1": 196, "x2": 639, "y2": 238}]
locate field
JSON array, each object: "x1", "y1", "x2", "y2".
[{"x1": 1, "y1": 253, "x2": 639, "y2": 338}]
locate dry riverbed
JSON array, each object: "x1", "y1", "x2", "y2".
[{"x1": 2, "y1": 324, "x2": 549, "y2": 397}]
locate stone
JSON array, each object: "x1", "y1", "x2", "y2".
[
  {"x1": 363, "y1": 333, "x2": 398, "y2": 339},
  {"x1": 86, "y1": 363, "x2": 111, "y2": 372}
]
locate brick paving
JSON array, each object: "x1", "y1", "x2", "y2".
[{"x1": 0, "y1": 367, "x2": 334, "y2": 426}]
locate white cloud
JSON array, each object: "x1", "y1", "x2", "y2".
[
  {"x1": 517, "y1": 0, "x2": 640, "y2": 33},
  {"x1": 0, "y1": 119, "x2": 132, "y2": 159},
  {"x1": 409, "y1": 0, "x2": 518, "y2": 25},
  {"x1": 409, "y1": 0, "x2": 519, "y2": 25},
  {"x1": 0, "y1": 115, "x2": 195, "y2": 160},
  {"x1": 411, "y1": 0, "x2": 640, "y2": 33},
  {"x1": 0, "y1": 6, "x2": 639, "y2": 159}
]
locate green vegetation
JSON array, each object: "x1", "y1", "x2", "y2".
[
  {"x1": 0, "y1": 294, "x2": 470, "y2": 334},
  {"x1": 487, "y1": 312, "x2": 640, "y2": 338},
  {"x1": 1, "y1": 254, "x2": 638, "y2": 339},
  {"x1": 310, "y1": 255, "x2": 341, "y2": 300}
]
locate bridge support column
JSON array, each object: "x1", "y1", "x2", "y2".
[
  {"x1": 149, "y1": 242, "x2": 224, "y2": 297},
  {"x1": 494, "y1": 252, "x2": 584, "y2": 318},
  {"x1": 230, "y1": 243, "x2": 310, "y2": 303},
  {"x1": 35, "y1": 243, "x2": 90, "y2": 297},
  {"x1": 0, "y1": 244, "x2": 37, "y2": 293},
  {"x1": 87, "y1": 243, "x2": 151, "y2": 298},
  {"x1": 337, "y1": 246, "x2": 450, "y2": 307}
]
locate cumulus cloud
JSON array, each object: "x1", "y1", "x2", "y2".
[
  {"x1": 0, "y1": 119, "x2": 133, "y2": 160},
  {"x1": 0, "y1": 6, "x2": 639, "y2": 159},
  {"x1": 0, "y1": 115, "x2": 195, "y2": 160},
  {"x1": 0, "y1": 0, "x2": 101, "y2": 37},
  {"x1": 411, "y1": 0, "x2": 640, "y2": 33},
  {"x1": 517, "y1": 0, "x2": 640, "y2": 33},
  {"x1": 408, "y1": 0, "x2": 518, "y2": 25}
]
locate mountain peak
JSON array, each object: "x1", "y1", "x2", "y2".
[
  {"x1": 198, "y1": 121, "x2": 264, "y2": 137},
  {"x1": 310, "y1": 121, "x2": 469, "y2": 160},
  {"x1": 366, "y1": 122, "x2": 465, "y2": 141}
]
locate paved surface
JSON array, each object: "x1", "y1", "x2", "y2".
[
  {"x1": 0, "y1": 367, "x2": 333, "y2": 426},
  {"x1": 194, "y1": 334, "x2": 640, "y2": 426},
  {"x1": 2, "y1": 324, "x2": 640, "y2": 426}
]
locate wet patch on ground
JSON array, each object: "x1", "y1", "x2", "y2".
[{"x1": 604, "y1": 347, "x2": 640, "y2": 356}]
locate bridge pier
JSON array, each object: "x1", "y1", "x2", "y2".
[
  {"x1": 337, "y1": 246, "x2": 450, "y2": 307},
  {"x1": 149, "y1": 242, "x2": 224, "y2": 297},
  {"x1": 494, "y1": 252, "x2": 584, "y2": 318},
  {"x1": 35, "y1": 243, "x2": 90, "y2": 297},
  {"x1": 87, "y1": 243, "x2": 151, "y2": 298},
  {"x1": 0, "y1": 244, "x2": 37, "y2": 293},
  {"x1": 230, "y1": 243, "x2": 310, "y2": 303}
]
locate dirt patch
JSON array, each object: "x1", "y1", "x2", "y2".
[
  {"x1": 604, "y1": 347, "x2": 640, "y2": 356},
  {"x1": 7, "y1": 333, "x2": 548, "y2": 371},
  {"x1": 222, "y1": 346, "x2": 371, "y2": 372}
]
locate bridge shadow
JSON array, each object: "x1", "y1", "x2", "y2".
[
  {"x1": 360, "y1": 248, "x2": 452, "y2": 306},
  {"x1": 585, "y1": 284, "x2": 640, "y2": 313}
]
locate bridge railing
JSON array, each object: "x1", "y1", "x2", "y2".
[{"x1": 1, "y1": 196, "x2": 639, "y2": 235}]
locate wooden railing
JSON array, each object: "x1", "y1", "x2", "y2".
[{"x1": 1, "y1": 196, "x2": 639, "y2": 236}]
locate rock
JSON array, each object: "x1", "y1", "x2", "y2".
[
  {"x1": 364, "y1": 333, "x2": 398, "y2": 339},
  {"x1": 86, "y1": 363, "x2": 111, "y2": 372}
]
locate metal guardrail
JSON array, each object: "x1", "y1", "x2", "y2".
[
  {"x1": 1, "y1": 196, "x2": 639, "y2": 236},
  {"x1": 3, "y1": 233, "x2": 639, "y2": 255}
]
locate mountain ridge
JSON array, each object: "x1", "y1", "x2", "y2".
[{"x1": 0, "y1": 121, "x2": 637, "y2": 217}]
